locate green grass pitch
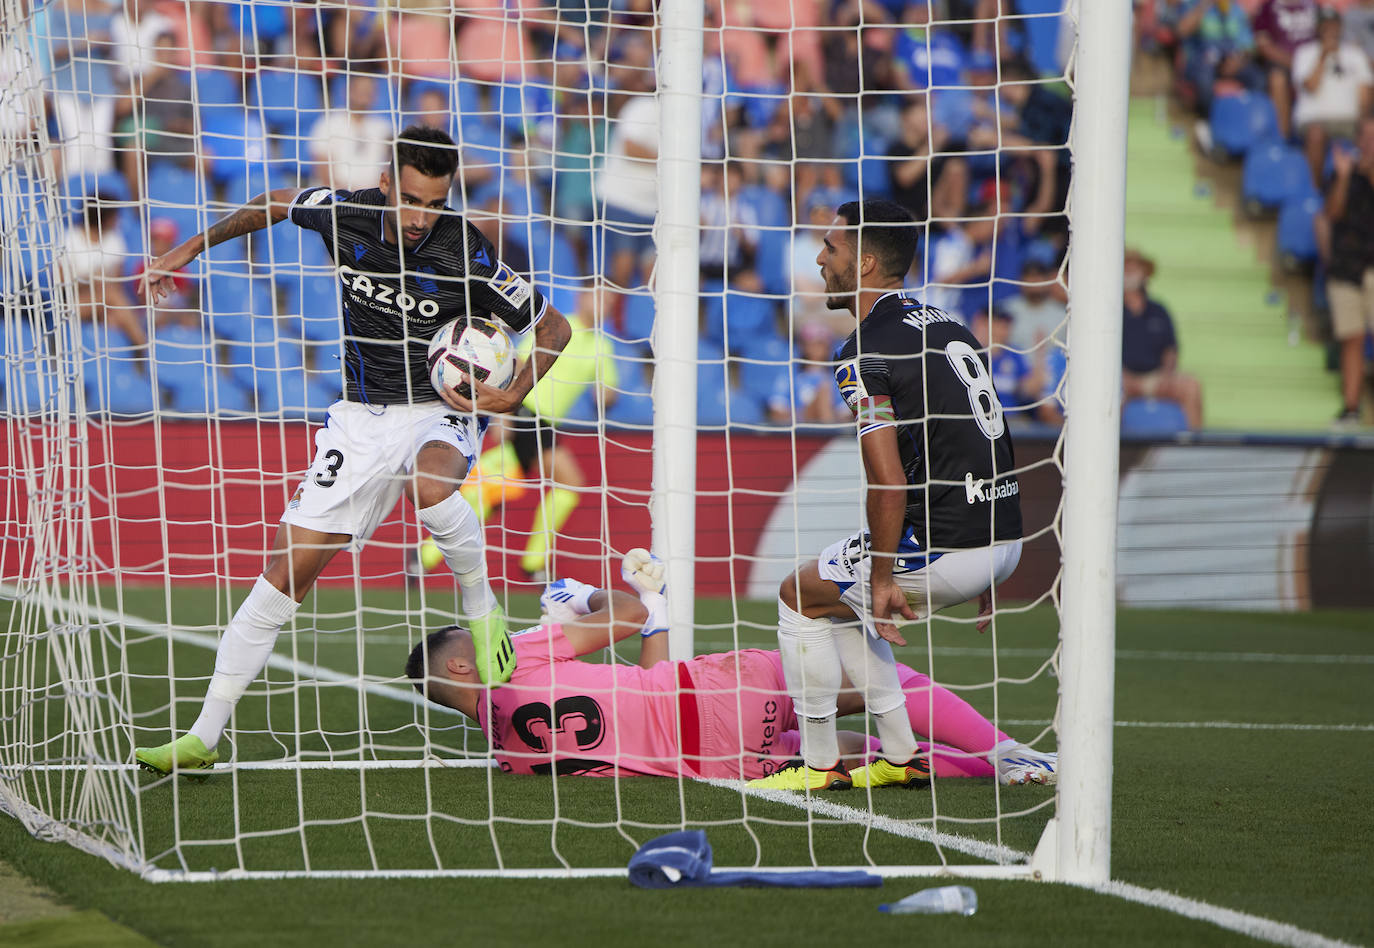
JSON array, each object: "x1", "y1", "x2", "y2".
[{"x1": 2, "y1": 585, "x2": 1371, "y2": 947}]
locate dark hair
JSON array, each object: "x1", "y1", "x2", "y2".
[
  {"x1": 835, "y1": 199, "x2": 918, "y2": 281},
  {"x1": 404, "y1": 625, "x2": 465, "y2": 697},
  {"x1": 394, "y1": 124, "x2": 459, "y2": 180}
]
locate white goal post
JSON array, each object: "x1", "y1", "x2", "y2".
[{"x1": 0, "y1": 0, "x2": 1127, "y2": 883}]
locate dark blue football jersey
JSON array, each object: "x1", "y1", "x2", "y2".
[
  {"x1": 289, "y1": 186, "x2": 548, "y2": 404},
  {"x1": 833, "y1": 291, "x2": 1023, "y2": 550}
]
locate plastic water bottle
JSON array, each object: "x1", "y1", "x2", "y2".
[{"x1": 879, "y1": 885, "x2": 978, "y2": 916}]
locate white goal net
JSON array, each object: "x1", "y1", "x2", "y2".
[{"x1": 1, "y1": 0, "x2": 1120, "y2": 882}]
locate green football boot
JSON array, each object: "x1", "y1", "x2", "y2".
[
  {"x1": 134, "y1": 735, "x2": 218, "y2": 776},
  {"x1": 469, "y1": 604, "x2": 516, "y2": 685}
]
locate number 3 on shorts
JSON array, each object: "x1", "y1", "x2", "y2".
[
  {"x1": 945, "y1": 340, "x2": 1005, "y2": 440},
  {"x1": 315, "y1": 449, "x2": 345, "y2": 487}
]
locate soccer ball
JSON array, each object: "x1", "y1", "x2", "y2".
[{"x1": 426, "y1": 316, "x2": 517, "y2": 399}]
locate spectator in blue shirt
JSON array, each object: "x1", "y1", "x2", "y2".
[
  {"x1": 1122, "y1": 249, "x2": 1204, "y2": 429},
  {"x1": 1177, "y1": 0, "x2": 1266, "y2": 114},
  {"x1": 768, "y1": 323, "x2": 848, "y2": 425},
  {"x1": 893, "y1": 1, "x2": 968, "y2": 91},
  {"x1": 972, "y1": 308, "x2": 1044, "y2": 416}
]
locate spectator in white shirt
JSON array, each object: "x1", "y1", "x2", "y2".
[
  {"x1": 64, "y1": 197, "x2": 145, "y2": 347},
  {"x1": 307, "y1": 73, "x2": 393, "y2": 191},
  {"x1": 1292, "y1": 8, "x2": 1374, "y2": 186},
  {"x1": 596, "y1": 87, "x2": 658, "y2": 291}
]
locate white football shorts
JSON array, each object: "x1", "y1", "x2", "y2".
[
  {"x1": 817, "y1": 526, "x2": 1023, "y2": 624},
  {"x1": 281, "y1": 400, "x2": 486, "y2": 550}
]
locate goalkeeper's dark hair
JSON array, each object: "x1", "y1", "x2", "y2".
[
  {"x1": 405, "y1": 624, "x2": 466, "y2": 698},
  {"x1": 394, "y1": 125, "x2": 459, "y2": 181},
  {"x1": 835, "y1": 199, "x2": 918, "y2": 281}
]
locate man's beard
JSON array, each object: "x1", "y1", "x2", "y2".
[{"x1": 823, "y1": 271, "x2": 856, "y2": 310}]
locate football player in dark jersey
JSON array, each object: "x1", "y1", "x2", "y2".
[
  {"x1": 133, "y1": 127, "x2": 572, "y2": 776},
  {"x1": 750, "y1": 200, "x2": 1042, "y2": 793}
]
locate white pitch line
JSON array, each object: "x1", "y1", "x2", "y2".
[
  {"x1": 692, "y1": 641, "x2": 1374, "y2": 665},
  {"x1": 699, "y1": 777, "x2": 1032, "y2": 868},
  {"x1": 14, "y1": 758, "x2": 493, "y2": 773},
  {"x1": 1089, "y1": 880, "x2": 1360, "y2": 948},
  {"x1": 1000, "y1": 719, "x2": 1374, "y2": 733}
]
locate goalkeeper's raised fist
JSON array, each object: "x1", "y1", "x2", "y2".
[{"x1": 621, "y1": 548, "x2": 666, "y2": 597}]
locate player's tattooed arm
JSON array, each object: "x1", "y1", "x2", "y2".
[{"x1": 139, "y1": 188, "x2": 302, "y2": 303}]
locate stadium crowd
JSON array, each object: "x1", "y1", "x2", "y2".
[
  {"x1": 1146, "y1": 0, "x2": 1374, "y2": 424},
  {"x1": 3, "y1": 0, "x2": 1080, "y2": 430}
]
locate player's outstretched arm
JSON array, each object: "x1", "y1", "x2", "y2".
[
  {"x1": 138, "y1": 188, "x2": 302, "y2": 304},
  {"x1": 445, "y1": 306, "x2": 573, "y2": 415},
  {"x1": 559, "y1": 588, "x2": 651, "y2": 658}
]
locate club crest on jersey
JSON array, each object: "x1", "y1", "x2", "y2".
[
  {"x1": 834, "y1": 359, "x2": 867, "y2": 410},
  {"x1": 414, "y1": 265, "x2": 438, "y2": 294},
  {"x1": 490, "y1": 262, "x2": 533, "y2": 309},
  {"x1": 336, "y1": 263, "x2": 440, "y2": 319}
]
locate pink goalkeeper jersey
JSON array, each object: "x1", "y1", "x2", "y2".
[{"x1": 476, "y1": 624, "x2": 797, "y2": 779}]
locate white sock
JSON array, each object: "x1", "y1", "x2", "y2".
[
  {"x1": 418, "y1": 491, "x2": 496, "y2": 617},
  {"x1": 833, "y1": 622, "x2": 919, "y2": 763},
  {"x1": 190, "y1": 576, "x2": 299, "y2": 749},
  {"x1": 776, "y1": 596, "x2": 841, "y2": 770}
]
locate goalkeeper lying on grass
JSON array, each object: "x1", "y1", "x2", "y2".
[{"x1": 406, "y1": 551, "x2": 1056, "y2": 787}]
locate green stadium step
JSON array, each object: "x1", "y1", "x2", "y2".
[{"x1": 1124, "y1": 97, "x2": 1337, "y2": 430}]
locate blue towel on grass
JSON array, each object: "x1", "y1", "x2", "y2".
[{"x1": 628, "y1": 830, "x2": 881, "y2": 889}]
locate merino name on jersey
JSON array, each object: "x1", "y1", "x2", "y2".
[
  {"x1": 289, "y1": 186, "x2": 548, "y2": 405},
  {"x1": 832, "y1": 291, "x2": 1023, "y2": 550}
]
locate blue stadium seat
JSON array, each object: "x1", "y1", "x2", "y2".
[
  {"x1": 282, "y1": 272, "x2": 342, "y2": 341},
  {"x1": 152, "y1": 321, "x2": 211, "y2": 365},
  {"x1": 605, "y1": 390, "x2": 654, "y2": 427},
  {"x1": 1242, "y1": 144, "x2": 1315, "y2": 212},
  {"x1": 704, "y1": 291, "x2": 777, "y2": 354},
  {"x1": 250, "y1": 68, "x2": 325, "y2": 134},
  {"x1": 859, "y1": 151, "x2": 895, "y2": 201},
  {"x1": 1209, "y1": 92, "x2": 1279, "y2": 159},
  {"x1": 255, "y1": 221, "x2": 331, "y2": 269},
  {"x1": 194, "y1": 68, "x2": 242, "y2": 106},
  {"x1": 754, "y1": 228, "x2": 791, "y2": 297},
  {"x1": 145, "y1": 162, "x2": 209, "y2": 242},
  {"x1": 561, "y1": 387, "x2": 600, "y2": 424},
  {"x1": 1277, "y1": 194, "x2": 1322, "y2": 266},
  {"x1": 2, "y1": 175, "x2": 55, "y2": 290},
  {"x1": 1121, "y1": 398, "x2": 1189, "y2": 437},
  {"x1": 228, "y1": 338, "x2": 304, "y2": 390},
  {"x1": 257, "y1": 367, "x2": 335, "y2": 421},
  {"x1": 697, "y1": 382, "x2": 765, "y2": 427},
  {"x1": 164, "y1": 370, "x2": 253, "y2": 416},
  {"x1": 3, "y1": 322, "x2": 74, "y2": 416},
  {"x1": 152, "y1": 357, "x2": 212, "y2": 398},
  {"x1": 620, "y1": 292, "x2": 655, "y2": 346},
  {"x1": 205, "y1": 277, "x2": 269, "y2": 342},
  {"x1": 734, "y1": 333, "x2": 791, "y2": 401},
  {"x1": 94, "y1": 362, "x2": 157, "y2": 417}
]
